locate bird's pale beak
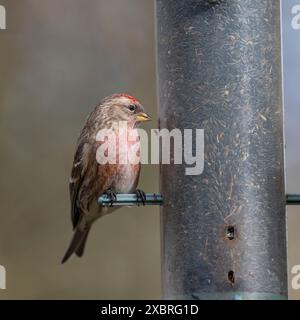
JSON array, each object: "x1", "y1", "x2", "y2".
[{"x1": 136, "y1": 112, "x2": 152, "y2": 122}]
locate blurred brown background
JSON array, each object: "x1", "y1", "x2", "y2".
[
  {"x1": 0, "y1": 0, "x2": 159, "y2": 299},
  {"x1": 0, "y1": 0, "x2": 299, "y2": 299}
]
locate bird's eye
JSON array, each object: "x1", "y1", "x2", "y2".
[{"x1": 128, "y1": 105, "x2": 136, "y2": 112}]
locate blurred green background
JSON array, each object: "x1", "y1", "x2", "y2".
[{"x1": 0, "y1": 0, "x2": 299, "y2": 299}]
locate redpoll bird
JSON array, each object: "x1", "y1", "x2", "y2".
[{"x1": 62, "y1": 94, "x2": 151, "y2": 263}]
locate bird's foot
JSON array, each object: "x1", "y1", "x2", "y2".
[
  {"x1": 103, "y1": 188, "x2": 117, "y2": 207},
  {"x1": 135, "y1": 189, "x2": 146, "y2": 206}
]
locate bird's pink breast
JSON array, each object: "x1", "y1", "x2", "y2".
[{"x1": 111, "y1": 127, "x2": 141, "y2": 193}]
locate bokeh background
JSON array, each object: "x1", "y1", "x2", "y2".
[{"x1": 0, "y1": 0, "x2": 299, "y2": 299}]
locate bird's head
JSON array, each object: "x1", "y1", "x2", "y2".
[{"x1": 100, "y1": 93, "x2": 151, "y2": 128}]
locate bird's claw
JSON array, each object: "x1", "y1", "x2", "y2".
[
  {"x1": 135, "y1": 189, "x2": 146, "y2": 206},
  {"x1": 103, "y1": 189, "x2": 117, "y2": 207}
]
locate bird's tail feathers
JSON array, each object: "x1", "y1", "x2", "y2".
[
  {"x1": 75, "y1": 227, "x2": 91, "y2": 258},
  {"x1": 61, "y1": 226, "x2": 91, "y2": 264}
]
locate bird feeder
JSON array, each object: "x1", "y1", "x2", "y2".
[{"x1": 156, "y1": 0, "x2": 287, "y2": 300}]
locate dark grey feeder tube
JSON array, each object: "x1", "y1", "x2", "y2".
[{"x1": 156, "y1": 0, "x2": 287, "y2": 299}]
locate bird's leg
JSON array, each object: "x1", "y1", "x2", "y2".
[
  {"x1": 135, "y1": 189, "x2": 146, "y2": 206},
  {"x1": 103, "y1": 188, "x2": 117, "y2": 207}
]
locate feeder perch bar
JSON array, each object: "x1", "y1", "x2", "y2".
[
  {"x1": 98, "y1": 193, "x2": 163, "y2": 206},
  {"x1": 98, "y1": 193, "x2": 300, "y2": 207}
]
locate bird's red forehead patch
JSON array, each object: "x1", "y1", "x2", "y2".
[{"x1": 117, "y1": 93, "x2": 140, "y2": 104}]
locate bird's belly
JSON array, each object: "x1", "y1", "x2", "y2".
[
  {"x1": 113, "y1": 164, "x2": 139, "y2": 193},
  {"x1": 112, "y1": 137, "x2": 140, "y2": 193}
]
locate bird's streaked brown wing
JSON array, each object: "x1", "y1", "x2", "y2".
[
  {"x1": 69, "y1": 139, "x2": 119, "y2": 229},
  {"x1": 69, "y1": 142, "x2": 89, "y2": 229}
]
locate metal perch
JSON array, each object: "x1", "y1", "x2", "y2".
[
  {"x1": 98, "y1": 193, "x2": 163, "y2": 206},
  {"x1": 286, "y1": 194, "x2": 300, "y2": 205},
  {"x1": 99, "y1": 193, "x2": 300, "y2": 206}
]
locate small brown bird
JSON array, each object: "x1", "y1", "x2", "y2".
[{"x1": 62, "y1": 94, "x2": 151, "y2": 263}]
